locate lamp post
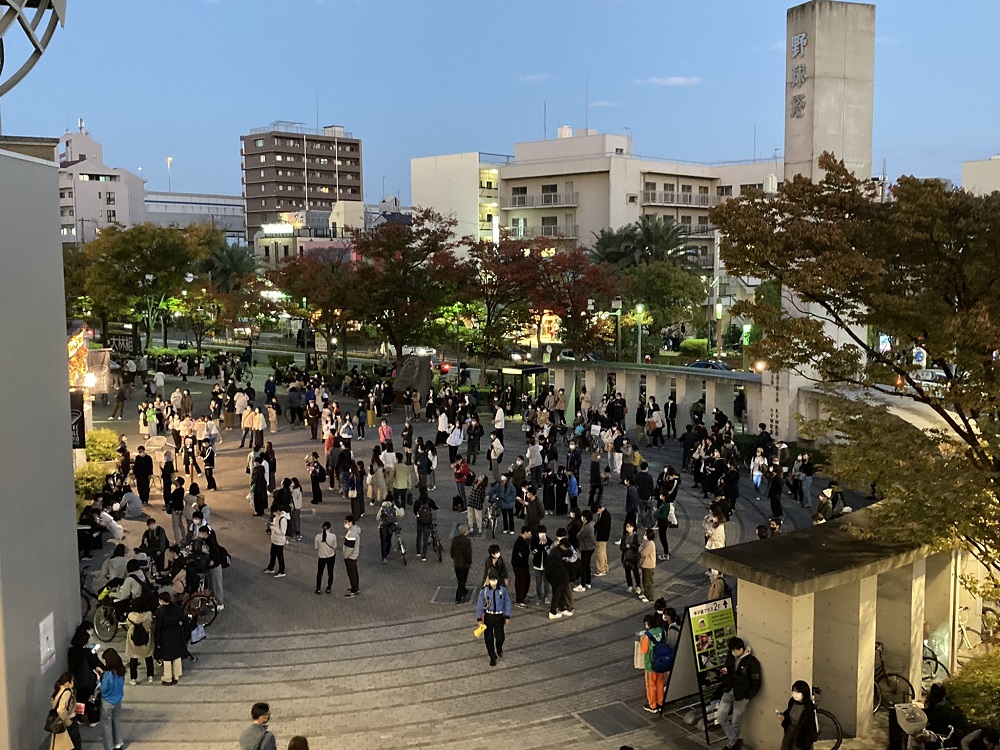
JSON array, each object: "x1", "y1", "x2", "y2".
[
  {"x1": 166, "y1": 156, "x2": 173, "y2": 192},
  {"x1": 635, "y1": 304, "x2": 644, "y2": 364},
  {"x1": 612, "y1": 295, "x2": 623, "y2": 361}
]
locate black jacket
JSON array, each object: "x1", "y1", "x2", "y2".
[
  {"x1": 511, "y1": 536, "x2": 531, "y2": 569},
  {"x1": 781, "y1": 701, "x2": 818, "y2": 750},
  {"x1": 154, "y1": 602, "x2": 188, "y2": 661},
  {"x1": 594, "y1": 509, "x2": 612, "y2": 542},
  {"x1": 722, "y1": 651, "x2": 763, "y2": 701},
  {"x1": 634, "y1": 471, "x2": 655, "y2": 501},
  {"x1": 133, "y1": 453, "x2": 154, "y2": 479}
]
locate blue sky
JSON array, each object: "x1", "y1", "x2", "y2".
[{"x1": 4, "y1": 0, "x2": 998, "y2": 200}]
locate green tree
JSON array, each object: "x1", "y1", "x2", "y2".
[
  {"x1": 591, "y1": 216, "x2": 696, "y2": 269},
  {"x1": 620, "y1": 260, "x2": 706, "y2": 352},
  {"x1": 711, "y1": 152, "x2": 1000, "y2": 598},
  {"x1": 201, "y1": 242, "x2": 258, "y2": 294},
  {"x1": 351, "y1": 209, "x2": 462, "y2": 368}
]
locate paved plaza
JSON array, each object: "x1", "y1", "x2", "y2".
[{"x1": 80, "y1": 369, "x2": 847, "y2": 750}]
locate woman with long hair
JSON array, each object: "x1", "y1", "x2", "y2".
[
  {"x1": 49, "y1": 672, "x2": 78, "y2": 750},
  {"x1": 780, "y1": 680, "x2": 818, "y2": 750},
  {"x1": 99, "y1": 648, "x2": 127, "y2": 750}
]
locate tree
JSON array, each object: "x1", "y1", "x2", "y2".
[
  {"x1": 83, "y1": 223, "x2": 201, "y2": 349},
  {"x1": 351, "y1": 209, "x2": 462, "y2": 368},
  {"x1": 171, "y1": 286, "x2": 222, "y2": 358},
  {"x1": 591, "y1": 216, "x2": 696, "y2": 270},
  {"x1": 201, "y1": 242, "x2": 258, "y2": 294},
  {"x1": 461, "y1": 236, "x2": 537, "y2": 370},
  {"x1": 620, "y1": 260, "x2": 706, "y2": 351},
  {"x1": 525, "y1": 245, "x2": 618, "y2": 355},
  {"x1": 711, "y1": 152, "x2": 1000, "y2": 598},
  {"x1": 272, "y1": 246, "x2": 357, "y2": 373}
]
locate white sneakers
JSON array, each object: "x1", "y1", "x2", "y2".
[
  {"x1": 548, "y1": 611, "x2": 562, "y2": 620},
  {"x1": 573, "y1": 585, "x2": 586, "y2": 592}
]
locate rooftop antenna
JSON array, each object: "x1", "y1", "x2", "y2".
[
  {"x1": 753, "y1": 123, "x2": 757, "y2": 162},
  {"x1": 315, "y1": 90, "x2": 319, "y2": 130},
  {"x1": 585, "y1": 76, "x2": 589, "y2": 131},
  {"x1": 543, "y1": 101, "x2": 547, "y2": 140}
]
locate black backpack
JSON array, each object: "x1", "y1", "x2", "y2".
[
  {"x1": 218, "y1": 545, "x2": 232, "y2": 569},
  {"x1": 417, "y1": 502, "x2": 432, "y2": 525},
  {"x1": 131, "y1": 620, "x2": 149, "y2": 647}
]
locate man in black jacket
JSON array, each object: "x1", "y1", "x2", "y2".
[
  {"x1": 665, "y1": 396, "x2": 678, "y2": 440},
  {"x1": 718, "y1": 636, "x2": 763, "y2": 750},
  {"x1": 133, "y1": 445, "x2": 154, "y2": 503},
  {"x1": 511, "y1": 527, "x2": 532, "y2": 608},
  {"x1": 593, "y1": 501, "x2": 612, "y2": 576}
]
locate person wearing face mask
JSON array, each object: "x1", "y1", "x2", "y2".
[
  {"x1": 482, "y1": 544, "x2": 509, "y2": 588},
  {"x1": 475, "y1": 571, "x2": 512, "y2": 667},
  {"x1": 342, "y1": 515, "x2": 361, "y2": 597},
  {"x1": 717, "y1": 636, "x2": 763, "y2": 750},
  {"x1": 779, "y1": 680, "x2": 818, "y2": 750}
]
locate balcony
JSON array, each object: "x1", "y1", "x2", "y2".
[
  {"x1": 510, "y1": 224, "x2": 577, "y2": 239},
  {"x1": 479, "y1": 187, "x2": 499, "y2": 200},
  {"x1": 641, "y1": 191, "x2": 722, "y2": 207},
  {"x1": 687, "y1": 224, "x2": 718, "y2": 237},
  {"x1": 503, "y1": 192, "x2": 579, "y2": 209}
]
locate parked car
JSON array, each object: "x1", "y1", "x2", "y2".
[
  {"x1": 685, "y1": 360, "x2": 734, "y2": 371},
  {"x1": 557, "y1": 349, "x2": 600, "y2": 362}
]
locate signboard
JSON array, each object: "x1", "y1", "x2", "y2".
[
  {"x1": 70, "y1": 389, "x2": 86, "y2": 450},
  {"x1": 664, "y1": 598, "x2": 737, "y2": 744},
  {"x1": 39, "y1": 613, "x2": 56, "y2": 672},
  {"x1": 86, "y1": 349, "x2": 112, "y2": 394},
  {"x1": 106, "y1": 322, "x2": 139, "y2": 356}
]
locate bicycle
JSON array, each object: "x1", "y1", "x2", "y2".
[
  {"x1": 922, "y1": 643, "x2": 950, "y2": 696},
  {"x1": 956, "y1": 606, "x2": 988, "y2": 665},
  {"x1": 181, "y1": 572, "x2": 219, "y2": 626},
  {"x1": 874, "y1": 641, "x2": 916, "y2": 712},
  {"x1": 428, "y1": 523, "x2": 444, "y2": 563},
  {"x1": 813, "y1": 687, "x2": 843, "y2": 750},
  {"x1": 484, "y1": 500, "x2": 499, "y2": 539},
  {"x1": 389, "y1": 522, "x2": 407, "y2": 566},
  {"x1": 80, "y1": 569, "x2": 121, "y2": 642}
]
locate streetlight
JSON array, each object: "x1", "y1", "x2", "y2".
[
  {"x1": 612, "y1": 296, "x2": 623, "y2": 361},
  {"x1": 166, "y1": 156, "x2": 173, "y2": 192},
  {"x1": 635, "y1": 304, "x2": 644, "y2": 364}
]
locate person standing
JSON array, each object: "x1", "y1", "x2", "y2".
[
  {"x1": 665, "y1": 396, "x2": 678, "y2": 440},
  {"x1": 639, "y1": 614, "x2": 667, "y2": 713},
  {"x1": 124, "y1": 601, "x2": 155, "y2": 685},
  {"x1": 491, "y1": 474, "x2": 516, "y2": 535},
  {"x1": 717, "y1": 636, "x2": 763, "y2": 750},
  {"x1": 467, "y1": 474, "x2": 487, "y2": 536},
  {"x1": 167, "y1": 477, "x2": 186, "y2": 544},
  {"x1": 342, "y1": 515, "x2": 361, "y2": 597},
  {"x1": 546, "y1": 537, "x2": 575, "y2": 619},
  {"x1": 492, "y1": 400, "x2": 505, "y2": 445},
  {"x1": 531, "y1": 526, "x2": 553, "y2": 605},
  {"x1": 133, "y1": 446, "x2": 153, "y2": 504},
  {"x1": 511, "y1": 527, "x2": 532, "y2": 608},
  {"x1": 154, "y1": 592, "x2": 186, "y2": 685},
  {"x1": 575, "y1": 510, "x2": 596, "y2": 591},
  {"x1": 99, "y1": 648, "x2": 126, "y2": 750},
  {"x1": 475, "y1": 571, "x2": 512, "y2": 667},
  {"x1": 314, "y1": 521, "x2": 337, "y2": 594},
  {"x1": 263, "y1": 508, "x2": 289, "y2": 578},
  {"x1": 638, "y1": 528, "x2": 657, "y2": 603},
  {"x1": 413, "y1": 489, "x2": 437, "y2": 561},
  {"x1": 450, "y1": 524, "x2": 473, "y2": 604},
  {"x1": 593, "y1": 502, "x2": 612, "y2": 577},
  {"x1": 780, "y1": 681, "x2": 818, "y2": 750},
  {"x1": 488, "y1": 432, "x2": 504, "y2": 483},
  {"x1": 239, "y1": 703, "x2": 277, "y2": 750},
  {"x1": 49, "y1": 673, "x2": 79, "y2": 750},
  {"x1": 200, "y1": 440, "x2": 217, "y2": 492},
  {"x1": 799, "y1": 454, "x2": 815, "y2": 510}
]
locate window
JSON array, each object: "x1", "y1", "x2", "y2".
[
  {"x1": 698, "y1": 186, "x2": 709, "y2": 195},
  {"x1": 254, "y1": 139, "x2": 264, "y2": 147},
  {"x1": 261, "y1": 200, "x2": 266, "y2": 207},
  {"x1": 276, "y1": 155, "x2": 283, "y2": 162},
  {"x1": 541, "y1": 184, "x2": 557, "y2": 194},
  {"x1": 106, "y1": 192, "x2": 115, "y2": 206},
  {"x1": 644, "y1": 181, "x2": 656, "y2": 192},
  {"x1": 627, "y1": 194, "x2": 638, "y2": 204},
  {"x1": 680, "y1": 215, "x2": 692, "y2": 225},
  {"x1": 261, "y1": 185, "x2": 265, "y2": 192},
  {"x1": 106, "y1": 210, "x2": 117, "y2": 223},
  {"x1": 717, "y1": 185, "x2": 733, "y2": 197},
  {"x1": 264, "y1": 245, "x2": 270, "y2": 258},
  {"x1": 512, "y1": 186, "x2": 527, "y2": 195},
  {"x1": 681, "y1": 184, "x2": 692, "y2": 193},
  {"x1": 97, "y1": 192, "x2": 102, "y2": 199},
  {"x1": 260, "y1": 155, "x2": 266, "y2": 163},
  {"x1": 283, "y1": 245, "x2": 290, "y2": 257},
  {"x1": 510, "y1": 185, "x2": 527, "y2": 207},
  {"x1": 510, "y1": 217, "x2": 527, "y2": 237},
  {"x1": 663, "y1": 183, "x2": 675, "y2": 192},
  {"x1": 698, "y1": 216, "x2": 709, "y2": 225},
  {"x1": 260, "y1": 170, "x2": 265, "y2": 178},
  {"x1": 740, "y1": 183, "x2": 764, "y2": 192}
]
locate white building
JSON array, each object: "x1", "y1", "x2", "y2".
[
  {"x1": 145, "y1": 191, "x2": 246, "y2": 244},
  {"x1": 58, "y1": 123, "x2": 145, "y2": 243},
  {"x1": 410, "y1": 152, "x2": 511, "y2": 241},
  {"x1": 962, "y1": 154, "x2": 1000, "y2": 196}
]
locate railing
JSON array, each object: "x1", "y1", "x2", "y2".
[
  {"x1": 503, "y1": 192, "x2": 579, "y2": 208},
  {"x1": 479, "y1": 187, "x2": 499, "y2": 199},
  {"x1": 687, "y1": 225, "x2": 718, "y2": 237},
  {"x1": 641, "y1": 191, "x2": 722, "y2": 207},
  {"x1": 510, "y1": 224, "x2": 577, "y2": 239}
]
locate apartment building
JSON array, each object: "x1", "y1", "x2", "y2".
[
  {"x1": 411, "y1": 151, "x2": 511, "y2": 242},
  {"x1": 144, "y1": 190, "x2": 246, "y2": 244},
  {"x1": 962, "y1": 154, "x2": 1000, "y2": 196},
  {"x1": 240, "y1": 121, "x2": 363, "y2": 240},
  {"x1": 58, "y1": 125, "x2": 145, "y2": 243}
]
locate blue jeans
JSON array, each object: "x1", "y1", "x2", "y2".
[
  {"x1": 455, "y1": 482, "x2": 468, "y2": 508},
  {"x1": 416, "y1": 524, "x2": 430, "y2": 557},
  {"x1": 717, "y1": 691, "x2": 749, "y2": 745},
  {"x1": 533, "y1": 568, "x2": 550, "y2": 601},
  {"x1": 101, "y1": 699, "x2": 122, "y2": 750},
  {"x1": 801, "y1": 475, "x2": 814, "y2": 509}
]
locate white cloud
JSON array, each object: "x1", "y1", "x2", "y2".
[
  {"x1": 642, "y1": 76, "x2": 701, "y2": 87},
  {"x1": 518, "y1": 73, "x2": 551, "y2": 83},
  {"x1": 590, "y1": 100, "x2": 623, "y2": 108}
]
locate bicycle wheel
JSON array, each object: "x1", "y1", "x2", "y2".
[
  {"x1": 876, "y1": 672, "x2": 915, "y2": 708},
  {"x1": 186, "y1": 595, "x2": 218, "y2": 627},
  {"x1": 922, "y1": 656, "x2": 949, "y2": 695},
  {"x1": 433, "y1": 534, "x2": 443, "y2": 563},
  {"x1": 80, "y1": 592, "x2": 92, "y2": 621},
  {"x1": 398, "y1": 537, "x2": 407, "y2": 566},
  {"x1": 873, "y1": 682, "x2": 882, "y2": 714},
  {"x1": 815, "y1": 708, "x2": 843, "y2": 750},
  {"x1": 958, "y1": 629, "x2": 985, "y2": 664},
  {"x1": 94, "y1": 604, "x2": 119, "y2": 642}
]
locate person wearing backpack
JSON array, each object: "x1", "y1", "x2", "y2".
[
  {"x1": 639, "y1": 614, "x2": 670, "y2": 713},
  {"x1": 413, "y1": 489, "x2": 438, "y2": 561},
  {"x1": 124, "y1": 600, "x2": 155, "y2": 685},
  {"x1": 377, "y1": 499, "x2": 399, "y2": 564}
]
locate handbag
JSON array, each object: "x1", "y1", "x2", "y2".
[
  {"x1": 347, "y1": 488, "x2": 358, "y2": 499},
  {"x1": 633, "y1": 640, "x2": 646, "y2": 670},
  {"x1": 85, "y1": 690, "x2": 101, "y2": 724},
  {"x1": 44, "y1": 709, "x2": 65, "y2": 734}
]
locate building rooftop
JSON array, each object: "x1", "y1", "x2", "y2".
[{"x1": 248, "y1": 121, "x2": 354, "y2": 139}]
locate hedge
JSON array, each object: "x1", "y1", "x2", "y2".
[
  {"x1": 85, "y1": 428, "x2": 120, "y2": 462},
  {"x1": 679, "y1": 338, "x2": 708, "y2": 357},
  {"x1": 74, "y1": 462, "x2": 108, "y2": 516},
  {"x1": 947, "y1": 651, "x2": 1000, "y2": 730}
]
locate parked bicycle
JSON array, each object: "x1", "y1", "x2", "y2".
[
  {"x1": 922, "y1": 642, "x2": 950, "y2": 696},
  {"x1": 874, "y1": 641, "x2": 916, "y2": 712},
  {"x1": 428, "y1": 523, "x2": 444, "y2": 563},
  {"x1": 956, "y1": 606, "x2": 989, "y2": 665},
  {"x1": 813, "y1": 687, "x2": 843, "y2": 750},
  {"x1": 80, "y1": 568, "x2": 120, "y2": 641},
  {"x1": 484, "y1": 500, "x2": 499, "y2": 539}
]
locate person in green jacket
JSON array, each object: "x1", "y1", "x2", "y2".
[{"x1": 640, "y1": 614, "x2": 666, "y2": 713}]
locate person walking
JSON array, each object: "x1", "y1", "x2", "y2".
[
  {"x1": 475, "y1": 571, "x2": 512, "y2": 667},
  {"x1": 124, "y1": 600, "x2": 155, "y2": 684},
  {"x1": 133, "y1": 445, "x2": 153, "y2": 504},
  {"x1": 575, "y1": 510, "x2": 596, "y2": 591},
  {"x1": 780, "y1": 680, "x2": 818, "y2": 750},
  {"x1": 639, "y1": 614, "x2": 667, "y2": 713},
  {"x1": 99, "y1": 648, "x2": 126, "y2": 750},
  {"x1": 342, "y1": 515, "x2": 361, "y2": 597},
  {"x1": 239, "y1": 703, "x2": 277, "y2": 750},
  {"x1": 263, "y1": 508, "x2": 289, "y2": 578},
  {"x1": 154, "y1": 592, "x2": 186, "y2": 685},
  {"x1": 511, "y1": 526, "x2": 532, "y2": 608},
  {"x1": 450, "y1": 523, "x2": 473, "y2": 604},
  {"x1": 48, "y1": 673, "x2": 79, "y2": 750},
  {"x1": 638, "y1": 528, "x2": 657, "y2": 603},
  {"x1": 717, "y1": 636, "x2": 763, "y2": 750},
  {"x1": 314, "y1": 521, "x2": 337, "y2": 594}
]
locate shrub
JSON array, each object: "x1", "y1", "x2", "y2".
[
  {"x1": 679, "y1": 338, "x2": 709, "y2": 357},
  {"x1": 74, "y1": 462, "x2": 108, "y2": 515},
  {"x1": 85, "y1": 428, "x2": 120, "y2": 462},
  {"x1": 267, "y1": 353, "x2": 295, "y2": 371},
  {"x1": 947, "y1": 650, "x2": 1000, "y2": 730}
]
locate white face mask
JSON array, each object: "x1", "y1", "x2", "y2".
[{"x1": 791, "y1": 690, "x2": 804, "y2": 702}]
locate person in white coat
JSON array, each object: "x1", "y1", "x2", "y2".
[{"x1": 314, "y1": 521, "x2": 337, "y2": 594}]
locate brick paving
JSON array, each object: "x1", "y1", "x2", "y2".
[{"x1": 79, "y1": 368, "x2": 841, "y2": 750}]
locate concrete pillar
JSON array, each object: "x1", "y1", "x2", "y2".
[
  {"x1": 583, "y1": 368, "x2": 598, "y2": 407},
  {"x1": 813, "y1": 576, "x2": 877, "y2": 736},
  {"x1": 737, "y1": 581, "x2": 815, "y2": 750},
  {"x1": 924, "y1": 551, "x2": 957, "y2": 671},
  {"x1": 703, "y1": 378, "x2": 719, "y2": 418},
  {"x1": 876, "y1": 559, "x2": 926, "y2": 691},
  {"x1": 674, "y1": 376, "x2": 689, "y2": 425},
  {"x1": 619, "y1": 371, "x2": 641, "y2": 418},
  {"x1": 645, "y1": 373, "x2": 659, "y2": 405}
]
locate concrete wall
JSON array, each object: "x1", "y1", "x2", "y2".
[
  {"x1": 0, "y1": 147, "x2": 81, "y2": 750},
  {"x1": 410, "y1": 152, "x2": 480, "y2": 240},
  {"x1": 962, "y1": 157, "x2": 1000, "y2": 196}
]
